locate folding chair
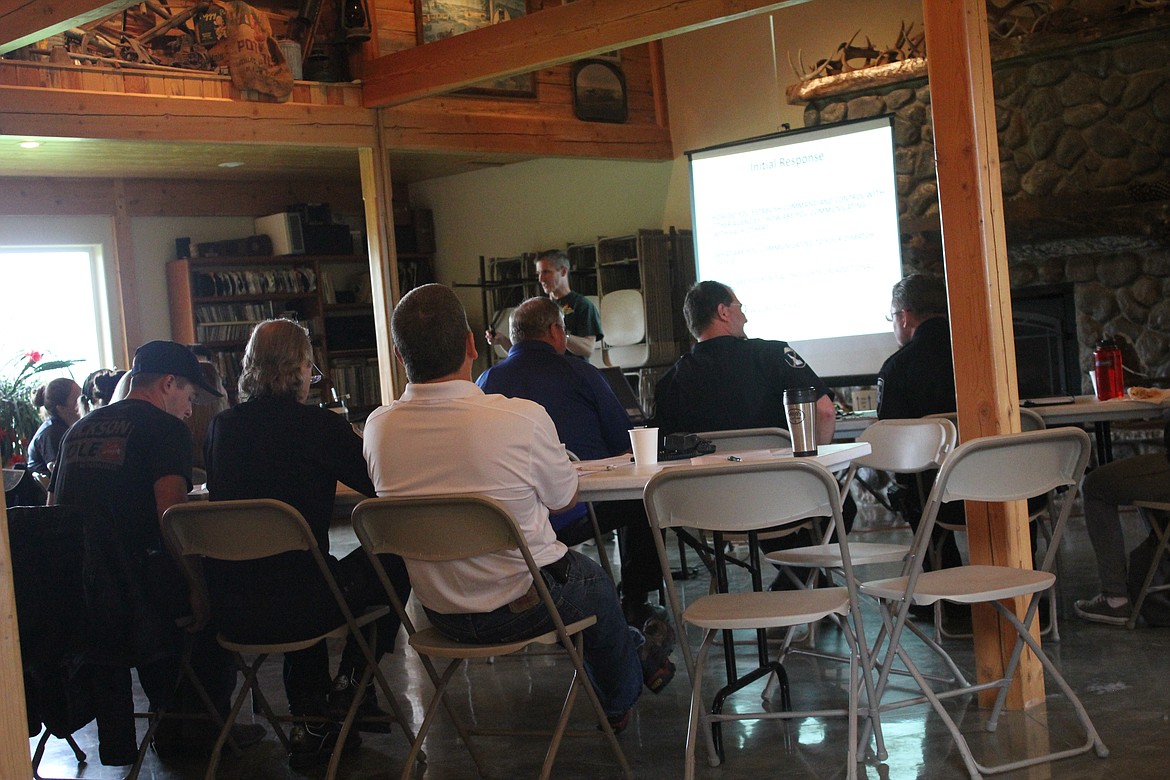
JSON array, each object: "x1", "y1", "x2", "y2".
[
  {"x1": 685, "y1": 428, "x2": 801, "y2": 579},
  {"x1": 644, "y1": 460, "x2": 878, "y2": 780},
  {"x1": 926, "y1": 409, "x2": 1063, "y2": 640},
  {"x1": 565, "y1": 450, "x2": 616, "y2": 584},
  {"x1": 765, "y1": 418, "x2": 958, "y2": 672},
  {"x1": 350, "y1": 494, "x2": 632, "y2": 780},
  {"x1": 861, "y1": 428, "x2": 1108, "y2": 778},
  {"x1": 1127, "y1": 500, "x2": 1170, "y2": 629},
  {"x1": 162, "y1": 499, "x2": 419, "y2": 780}
]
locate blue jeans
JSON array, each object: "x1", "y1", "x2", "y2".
[{"x1": 425, "y1": 550, "x2": 643, "y2": 718}]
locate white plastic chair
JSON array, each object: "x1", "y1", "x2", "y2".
[
  {"x1": 860, "y1": 428, "x2": 1108, "y2": 778},
  {"x1": 765, "y1": 418, "x2": 957, "y2": 669},
  {"x1": 927, "y1": 409, "x2": 1063, "y2": 640},
  {"x1": 350, "y1": 495, "x2": 632, "y2": 780},
  {"x1": 644, "y1": 460, "x2": 878, "y2": 780},
  {"x1": 162, "y1": 499, "x2": 419, "y2": 780},
  {"x1": 599, "y1": 289, "x2": 649, "y2": 368}
]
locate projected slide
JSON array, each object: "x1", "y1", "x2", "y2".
[{"x1": 688, "y1": 117, "x2": 903, "y2": 378}]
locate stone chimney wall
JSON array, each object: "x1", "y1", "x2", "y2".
[{"x1": 794, "y1": 25, "x2": 1170, "y2": 387}]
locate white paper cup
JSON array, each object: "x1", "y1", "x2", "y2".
[{"x1": 629, "y1": 427, "x2": 659, "y2": 466}]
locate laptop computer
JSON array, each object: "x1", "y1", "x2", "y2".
[{"x1": 599, "y1": 366, "x2": 647, "y2": 425}]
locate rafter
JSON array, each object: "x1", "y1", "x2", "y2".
[
  {"x1": 362, "y1": 0, "x2": 811, "y2": 108},
  {"x1": 0, "y1": 0, "x2": 140, "y2": 55}
]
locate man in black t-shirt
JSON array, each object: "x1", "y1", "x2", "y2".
[
  {"x1": 486, "y1": 249, "x2": 604, "y2": 359},
  {"x1": 49, "y1": 341, "x2": 245, "y2": 764},
  {"x1": 654, "y1": 280, "x2": 836, "y2": 439}
]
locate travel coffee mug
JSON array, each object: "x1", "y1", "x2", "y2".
[{"x1": 783, "y1": 387, "x2": 818, "y2": 457}]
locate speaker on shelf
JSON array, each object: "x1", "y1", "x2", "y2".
[{"x1": 194, "y1": 234, "x2": 274, "y2": 258}]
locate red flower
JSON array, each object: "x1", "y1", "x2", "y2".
[{"x1": 24, "y1": 351, "x2": 42, "y2": 363}]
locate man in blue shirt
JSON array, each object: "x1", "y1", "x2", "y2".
[{"x1": 477, "y1": 296, "x2": 663, "y2": 623}]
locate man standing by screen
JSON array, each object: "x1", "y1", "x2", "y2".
[
  {"x1": 654, "y1": 280, "x2": 836, "y2": 440},
  {"x1": 486, "y1": 249, "x2": 603, "y2": 359}
]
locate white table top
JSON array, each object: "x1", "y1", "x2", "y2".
[
  {"x1": 575, "y1": 441, "x2": 872, "y2": 503},
  {"x1": 832, "y1": 395, "x2": 1169, "y2": 440}
]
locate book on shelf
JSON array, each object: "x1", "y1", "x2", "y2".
[
  {"x1": 329, "y1": 357, "x2": 381, "y2": 409},
  {"x1": 192, "y1": 267, "x2": 317, "y2": 297}
]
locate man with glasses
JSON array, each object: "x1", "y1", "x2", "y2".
[
  {"x1": 204, "y1": 319, "x2": 410, "y2": 765},
  {"x1": 877, "y1": 273, "x2": 955, "y2": 420},
  {"x1": 876, "y1": 274, "x2": 966, "y2": 589},
  {"x1": 654, "y1": 280, "x2": 836, "y2": 441}
]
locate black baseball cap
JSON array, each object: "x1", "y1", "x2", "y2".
[{"x1": 129, "y1": 340, "x2": 223, "y2": 400}]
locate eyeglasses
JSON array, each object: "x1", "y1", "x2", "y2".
[
  {"x1": 885, "y1": 309, "x2": 904, "y2": 322},
  {"x1": 309, "y1": 363, "x2": 324, "y2": 385}
]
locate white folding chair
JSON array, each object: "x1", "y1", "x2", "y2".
[
  {"x1": 1127, "y1": 500, "x2": 1170, "y2": 629},
  {"x1": 928, "y1": 409, "x2": 1063, "y2": 640},
  {"x1": 644, "y1": 460, "x2": 877, "y2": 780},
  {"x1": 860, "y1": 428, "x2": 1108, "y2": 778},
  {"x1": 765, "y1": 418, "x2": 958, "y2": 678},
  {"x1": 350, "y1": 495, "x2": 632, "y2": 780},
  {"x1": 162, "y1": 499, "x2": 419, "y2": 780}
]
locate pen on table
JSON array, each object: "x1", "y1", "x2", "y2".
[{"x1": 727, "y1": 455, "x2": 741, "y2": 462}]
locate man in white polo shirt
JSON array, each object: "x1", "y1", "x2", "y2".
[{"x1": 363, "y1": 284, "x2": 672, "y2": 731}]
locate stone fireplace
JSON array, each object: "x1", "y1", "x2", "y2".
[{"x1": 788, "y1": 11, "x2": 1170, "y2": 391}]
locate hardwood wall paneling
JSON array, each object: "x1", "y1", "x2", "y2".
[
  {"x1": 0, "y1": 177, "x2": 116, "y2": 216},
  {"x1": 0, "y1": 177, "x2": 362, "y2": 218},
  {"x1": 119, "y1": 177, "x2": 364, "y2": 217},
  {"x1": 0, "y1": 83, "x2": 375, "y2": 147},
  {"x1": 0, "y1": 61, "x2": 364, "y2": 108}
]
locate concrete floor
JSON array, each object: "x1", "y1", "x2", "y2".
[{"x1": 29, "y1": 489, "x2": 1170, "y2": 779}]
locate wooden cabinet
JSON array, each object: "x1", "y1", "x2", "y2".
[{"x1": 166, "y1": 254, "x2": 381, "y2": 417}]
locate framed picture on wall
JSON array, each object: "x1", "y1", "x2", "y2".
[
  {"x1": 416, "y1": 0, "x2": 536, "y2": 98},
  {"x1": 572, "y1": 58, "x2": 627, "y2": 123}
]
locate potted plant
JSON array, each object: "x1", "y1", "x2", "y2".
[{"x1": 1, "y1": 351, "x2": 81, "y2": 467}]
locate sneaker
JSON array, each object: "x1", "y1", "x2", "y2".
[
  {"x1": 639, "y1": 616, "x2": 676, "y2": 694},
  {"x1": 328, "y1": 672, "x2": 393, "y2": 733},
  {"x1": 1074, "y1": 594, "x2": 1131, "y2": 626}
]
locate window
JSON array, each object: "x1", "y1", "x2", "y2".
[{"x1": 0, "y1": 246, "x2": 112, "y2": 382}]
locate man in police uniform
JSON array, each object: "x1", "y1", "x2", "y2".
[
  {"x1": 876, "y1": 273, "x2": 955, "y2": 420},
  {"x1": 654, "y1": 280, "x2": 836, "y2": 440}
]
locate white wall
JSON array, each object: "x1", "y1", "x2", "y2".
[{"x1": 130, "y1": 216, "x2": 255, "y2": 345}]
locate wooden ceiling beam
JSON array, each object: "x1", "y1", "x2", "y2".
[
  {"x1": 0, "y1": 84, "x2": 376, "y2": 146},
  {"x1": 0, "y1": 0, "x2": 140, "y2": 55},
  {"x1": 362, "y1": 0, "x2": 810, "y2": 108}
]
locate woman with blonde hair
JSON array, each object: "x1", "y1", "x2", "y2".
[
  {"x1": 203, "y1": 318, "x2": 409, "y2": 766},
  {"x1": 27, "y1": 377, "x2": 82, "y2": 475}
]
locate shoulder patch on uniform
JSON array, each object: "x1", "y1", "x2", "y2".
[{"x1": 783, "y1": 346, "x2": 806, "y2": 369}]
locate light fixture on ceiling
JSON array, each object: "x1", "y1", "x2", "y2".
[
  {"x1": 218, "y1": 161, "x2": 245, "y2": 168},
  {"x1": 18, "y1": 141, "x2": 41, "y2": 149}
]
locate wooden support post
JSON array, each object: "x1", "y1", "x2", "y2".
[
  {"x1": 359, "y1": 131, "x2": 402, "y2": 403},
  {"x1": 112, "y1": 179, "x2": 140, "y2": 362},
  {"x1": 923, "y1": 0, "x2": 1041, "y2": 708},
  {"x1": 0, "y1": 502, "x2": 32, "y2": 776}
]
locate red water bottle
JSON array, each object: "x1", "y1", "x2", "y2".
[{"x1": 1093, "y1": 338, "x2": 1124, "y2": 401}]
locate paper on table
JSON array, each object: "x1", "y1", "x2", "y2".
[{"x1": 689, "y1": 448, "x2": 794, "y2": 465}]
